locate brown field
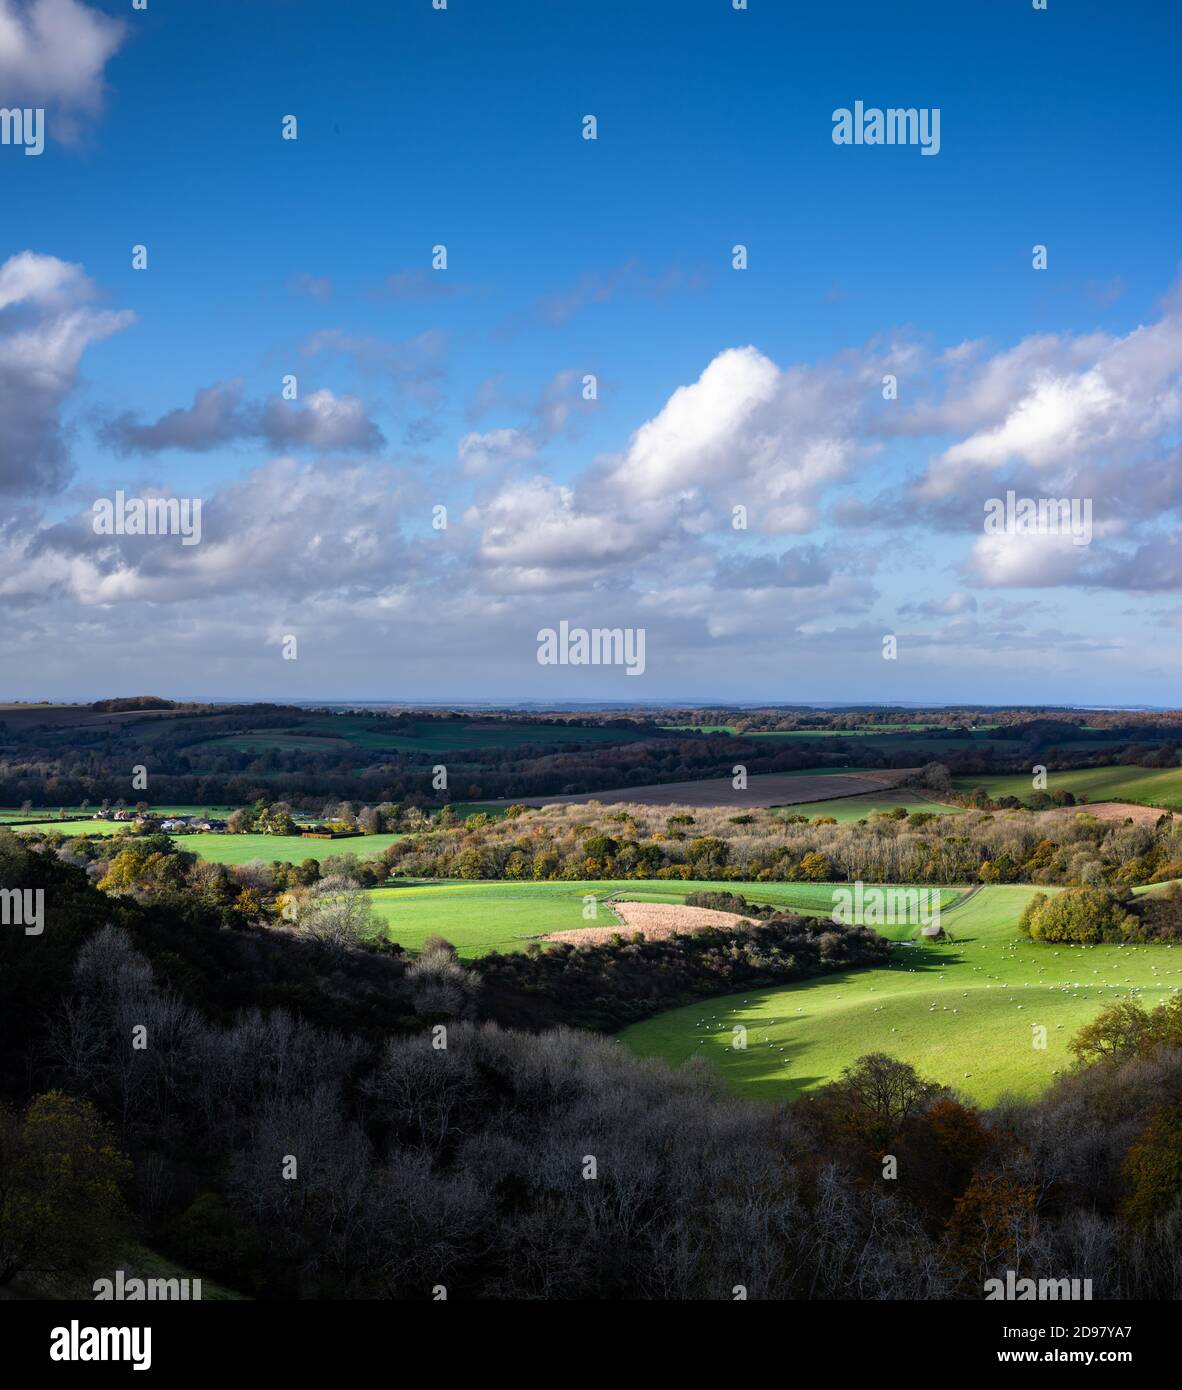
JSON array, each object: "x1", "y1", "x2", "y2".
[
  {"x1": 496, "y1": 769, "x2": 917, "y2": 810},
  {"x1": 542, "y1": 899, "x2": 750, "y2": 945},
  {"x1": 1039, "y1": 800, "x2": 1169, "y2": 827},
  {"x1": 0, "y1": 703, "x2": 189, "y2": 730}
]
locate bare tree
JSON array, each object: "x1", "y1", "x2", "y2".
[{"x1": 300, "y1": 875, "x2": 383, "y2": 955}]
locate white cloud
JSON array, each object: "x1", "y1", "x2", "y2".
[
  {"x1": 0, "y1": 251, "x2": 133, "y2": 493},
  {"x1": 0, "y1": 0, "x2": 125, "y2": 134},
  {"x1": 914, "y1": 308, "x2": 1182, "y2": 501},
  {"x1": 965, "y1": 531, "x2": 1093, "y2": 588},
  {"x1": 604, "y1": 345, "x2": 871, "y2": 533},
  {"x1": 608, "y1": 346, "x2": 779, "y2": 500}
]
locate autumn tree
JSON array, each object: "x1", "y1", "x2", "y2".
[
  {"x1": 1069, "y1": 998, "x2": 1155, "y2": 1065},
  {"x1": 0, "y1": 1092, "x2": 132, "y2": 1288},
  {"x1": 946, "y1": 1172, "x2": 1038, "y2": 1289}
]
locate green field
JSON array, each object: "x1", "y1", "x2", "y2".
[
  {"x1": 366, "y1": 879, "x2": 964, "y2": 958},
  {"x1": 171, "y1": 832, "x2": 404, "y2": 865},
  {"x1": 621, "y1": 883, "x2": 1182, "y2": 1105},
  {"x1": 11, "y1": 819, "x2": 127, "y2": 836},
  {"x1": 953, "y1": 764, "x2": 1182, "y2": 810},
  {"x1": 776, "y1": 791, "x2": 965, "y2": 821},
  {"x1": 9, "y1": 822, "x2": 404, "y2": 864}
]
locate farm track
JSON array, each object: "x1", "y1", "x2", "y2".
[{"x1": 942, "y1": 883, "x2": 983, "y2": 914}]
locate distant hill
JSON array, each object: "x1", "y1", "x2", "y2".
[{"x1": 89, "y1": 697, "x2": 177, "y2": 713}]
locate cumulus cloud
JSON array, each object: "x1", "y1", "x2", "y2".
[
  {"x1": 911, "y1": 308, "x2": 1182, "y2": 505},
  {"x1": 0, "y1": 250, "x2": 133, "y2": 494},
  {"x1": 601, "y1": 345, "x2": 876, "y2": 533},
  {"x1": 12, "y1": 457, "x2": 421, "y2": 606},
  {"x1": 965, "y1": 531, "x2": 1095, "y2": 589},
  {"x1": 260, "y1": 390, "x2": 383, "y2": 451},
  {"x1": 0, "y1": 0, "x2": 126, "y2": 139},
  {"x1": 469, "y1": 476, "x2": 662, "y2": 592},
  {"x1": 100, "y1": 381, "x2": 246, "y2": 455}
]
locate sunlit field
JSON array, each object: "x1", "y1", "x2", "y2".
[
  {"x1": 621, "y1": 884, "x2": 1182, "y2": 1105},
  {"x1": 366, "y1": 879, "x2": 964, "y2": 958}
]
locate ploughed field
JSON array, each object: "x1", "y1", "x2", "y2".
[
  {"x1": 492, "y1": 769, "x2": 917, "y2": 809},
  {"x1": 620, "y1": 884, "x2": 1182, "y2": 1105},
  {"x1": 366, "y1": 879, "x2": 964, "y2": 958}
]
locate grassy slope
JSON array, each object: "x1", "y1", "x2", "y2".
[
  {"x1": 367, "y1": 879, "x2": 963, "y2": 958},
  {"x1": 954, "y1": 765, "x2": 1182, "y2": 809},
  {"x1": 620, "y1": 884, "x2": 1182, "y2": 1105}
]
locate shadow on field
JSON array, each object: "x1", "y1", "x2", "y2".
[{"x1": 677, "y1": 948, "x2": 973, "y2": 1102}]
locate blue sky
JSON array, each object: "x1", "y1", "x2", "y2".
[{"x1": 3, "y1": 0, "x2": 1182, "y2": 703}]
